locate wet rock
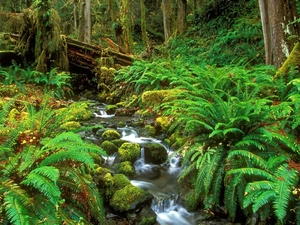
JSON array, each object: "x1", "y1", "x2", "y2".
[
  {"x1": 143, "y1": 143, "x2": 168, "y2": 164},
  {"x1": 118, "y1": 142, "x2": 141, "y2": 163},
  {"x1": 110, "y1": 184, "x2": 153, "y2": 213}
]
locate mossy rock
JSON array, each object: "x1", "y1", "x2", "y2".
[
  {"x1": 60, "y1": 121, "x2": 81, "y2": 131},
  {"x1": 111, "y1": 139, "x2": 127, "y2": 148},
  {"x1": 57, "y1": 101, "x2": 93, "y2": 121},
  {"x1": 142, "y1": 89, "x2": 179, "y2": 105},
  {"x1": 155, "y1": 116, "x2": 170, "y2": 134},
  {"x1": 105, "y1": 174, "x2": 131, "y2": 199},
  {"x1": 118, "y1": 142, "x2": 141, "y2": 163},
  {"x1": 101, "y1": 129, "x2": 121, "y2": 141},
  {"x1": 94, "y1": 167, "x2": 113, "y2": 189},
  {"x1": 169, "y1": 131, "x2": 186, "y2": 150},
  {"x1": 106, "y1": 104, "x2": 118, "y2": 114},
  {"x1": 144, "y1": 125, "x2": 156, "y2": 137},
  {"x1": 102, "y1": 140, "x2": 118, "y2": 155},
  {"x1": 138, "y1": 217, "x2": 156, "y2": 225},
  {"x1": 144, "y1": 143, "x2": 168, "y2": 164},
  {"x1": 110, "y1": 184, "x2": 153, "y2": 212},
  {"x1": 118, "y1": 161, "x2": 135, "y2": 177}
]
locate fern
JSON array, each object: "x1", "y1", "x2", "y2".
[{"x1": 21, "y1": 166, "x2": 61, "y2": 205}]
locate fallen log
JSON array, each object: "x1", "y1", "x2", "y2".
[{"x1": 5, "y1": 33, "x2": 134, "y2": 73}]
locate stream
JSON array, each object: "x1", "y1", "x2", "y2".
[{"x1": 82, "y1": 102, "x2": 236, "y2": 225}]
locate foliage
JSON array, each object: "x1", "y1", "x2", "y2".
[
  {"x1": 0, "y1": 131, "x2": 107, "y2": 224},
  {"x1": 0, "y1": 65, "x2": 73, "y2": 98},
  {"x1": 160, "y1": 63, "x2": 300, "y2": 223}
]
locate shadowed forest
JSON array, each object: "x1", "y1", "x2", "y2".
[{"x1": 0, "y1": 0, "x2": 299, "y2": 225}]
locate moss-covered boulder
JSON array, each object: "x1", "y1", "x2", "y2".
[
  {"x1": 143, "y1": 125, "x2": 156, "y2": 137},
  {"x1": 101, "y1": 140, "x2": 118, "y2": 155},
  {"x1": 118, "y1": 161, "x2": 135, "y2": 177},
  {"x1": 143, "y1": 143, "x2": 168, "y2": 164},
  {"x1": 111, "y1": 139, "x2": 127, "y2": 148},
  {"x1": 100, "y1": 173, "x2": 131, "y2": 199},
  {"x1": 118, "y1": 142, "x2": 140, "y2": 163},
  {"x1": 110, "y1": 184, "x2": 153, "y2": 212},
  {"x1": 169, "y1": 130, "x2": 186, "y2": 150},
  {"x1": 142, "y1": 90, "x2": 179, "y2": 105},
  {"x1": 101, "y1": 129, "x2": 121, "y2": 141},
  {"x1": 106, "y1": 104, "x2": 118, "y2": 114},
  {"x1": 155, "y1": 116, "x2": 170, "y2": 134},
  {"x1": 60, "y1": 121, "x2": 81, "y2": 131}
]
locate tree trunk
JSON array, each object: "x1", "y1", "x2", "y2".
[
  {"x1": 258, "y1": 0, "x2": 272, "y2": 65},
  {"x1": 79, "y1": 0, "x2": 91, "y2": 44},
  {"x1": 140, "y1": 0, "x2": 149, "y2": 52},
  {"x1": 73, "y1": 0, "x2": 78, "y2": 35},
  {"x1": 177, "y1": 0, "x2": 187, "y2": 34},
  {"x1": 161, "y1": 0, "x2": 174, "y2": 41},
  {"x1": 260, "y1": 0, "x2": 299, "y2": 69},
  {"x1": 120, "y1": 0, "x2": 133, "y2": 53}
]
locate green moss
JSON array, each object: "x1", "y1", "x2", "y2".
[
  {"x1": 169, "y1": 130, "x2": 186, "y2": 150},
  {"x1": 155, "y1": 116, "x2": 170, "y2": 133},
  {"x1": 57, "y1": 101, "x2": 93, "y2": 122},
  {"x1": 101, "y1": 140, "x2": 118, "y2": 155},
  {"x1": 60, "y1": 121, "x2": 81, "y2": 131},
  {"x1": 277, "y1": 42, "x2": 300, "y2": 77},
  {"x1": 118, "y1": 161, "x2": 135, "y2": 176},
  {"x1": 118, "y1": 142, "x2": 141, "y2": 163},
  {"x1": 144, "y1": 143, "x2": 168, "y2": 164},
  {"x1": 142, "y1": 90, "x2": 179, "y2": 105},
  {"x1": 144, "y1": 125, "x2": 156, "y2": 137},
  {"x1": 101, "y1": 129, "x2": 121, "y2": 141},
  {"x1": 105, "y1": 173, "x2": 131, "y2": 198},
  {"x1": 110, "y1": 184, "x2": 152, "y2": 212},
  {"x1": 106, "y1": 104, "x2": 118, "y2": 114},
  {"x1": 138, "y1": 217, "x2": 156, "y2": 225},
  {"x1": 111, "y1": 139, "x2": 127, "y2": 148}
]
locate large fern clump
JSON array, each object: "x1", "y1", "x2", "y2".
[
  {"x1": 160, "y1": 64, "x2": 300, "y2": 223},
  {"x1": 0, "y1": 95, "x2": 108, "y2": 224},
  {"x1": 0, "y1": 131, "x2": 107, "y2": 224}
]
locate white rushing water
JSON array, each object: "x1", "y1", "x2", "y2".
[{"x1": 120, "y1": 127, "x2": 195, "y2": 225}]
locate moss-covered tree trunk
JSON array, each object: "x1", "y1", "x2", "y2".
[
  {"x1": 120, "y1": 0, "x2": 133, "y2": 54},
  {"x1": 140, "y1": 0, "x2": 149, "y2": 52},
  {"x1": 35, "y1": 0, "x2": 68, "y2": 73}
]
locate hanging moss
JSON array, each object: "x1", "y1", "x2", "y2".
[
  {"x1": 276, "y1": 42, "x2": 300, "y2": 78},
  {"x1": 14, "y1": 1, "x2": 69, "y2": 73}
]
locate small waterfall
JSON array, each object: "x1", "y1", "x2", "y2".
[{"x1": 93, "y1": 105, "x2": 115, "y2": 118}]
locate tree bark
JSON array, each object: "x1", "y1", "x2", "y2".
[
  {"x1": 258, "y1": 0, "x2": 272, "y2": 65},
  {"x1": 177, "y1": 0, "x2": 187, "y2": 34},
  {"x1": 79, "y1": 0, "x2": 91, "y2": 44},
  {"x1": 161, "y1": 0, "x2": 174, "y2": 41},
  {"x1": 260, "y1": 0, "x2": 299, "y2": 69}
]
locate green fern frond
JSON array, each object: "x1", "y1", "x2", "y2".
[
  {"x1": 4, "y1": 194, "x2": 34, "y2": 225},
  {"x1": 252, "y1": 190, "x2": 276, "y2": 213},
  {"x1": 31, "y1": 195, "x2": 62, "y2": 225},
  {"x1": 227, "y1": 168, "x2": 274, "y2": 181},
  {"x1": 0, "y1": 179, "x2": 33, "y2": 207},
  {"x1": 21, "y1": 166, "x2": 61, "y2": 205},
  {"x1": 273, "y1": 165, "x2": 299, "y2": 222},
  {"x1": 227, "y1": 150, "x2": 267, "y2": 169},
  {"x1": 39, "y1": 151, "x2": 95, "y2": 169}
]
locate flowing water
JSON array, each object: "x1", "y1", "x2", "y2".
[{"x1": 89, "y1": 104, "x2": 202, "y2": 225}]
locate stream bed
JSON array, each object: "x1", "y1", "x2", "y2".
[{"x1": 81, "y1": 102, "x2": 239, "y2": 225}]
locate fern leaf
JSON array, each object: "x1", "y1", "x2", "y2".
[
  {"x1": 227, "y1": 168, "x2": 274, "y2": 181},
  {"x1": 21, "y1": 167, "x2": 61, "y2": 205},
  {"x1": 4, "y1": 195, "x2": 33, "y2": 225},
  {"x1": 252, "y1": 190, "x2": 276, "y2": 213},
  {"x1": 227, "y1": 150, "x2": 267, "y2": 169},
  {"x1": 273, "y1": 165, "x2": 299, "y2": 222},
  {"x1": 39, "y1": 151, "x2": 95, "y2": 169}
]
